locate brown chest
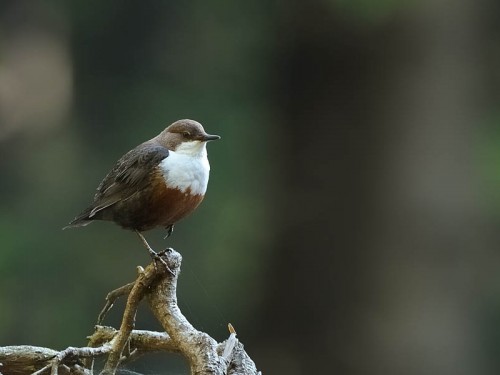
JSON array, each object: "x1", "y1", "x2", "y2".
[
  {"x1": 148, "y1": 172, "x2": 205, "y2": 227},
  {"x1": 108, "y1": 170, "x2": 205, "y2": 231}
]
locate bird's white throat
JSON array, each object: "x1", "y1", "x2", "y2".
[
  {"x1": 159, "y1": 142, "x2": 210, "y2": 195},
  {"x1": 175, "y1": 140, "x2": 207, "y2": 157}
]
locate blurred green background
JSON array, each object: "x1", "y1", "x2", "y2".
[{"x1": 1, "y1": 0, "x2": 500, "y2": 374}]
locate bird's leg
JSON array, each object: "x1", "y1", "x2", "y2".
[
  {"x1": 163, "y1": 224, "x2": 174, "y2": 239},
  {"x1": 135, "y1": 231, "x2": 174, "y2": 275},
  {"x1": 135, "y1": 231, "x2": 157, "y2": 257}
]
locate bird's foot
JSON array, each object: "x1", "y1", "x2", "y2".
[
  {"x1": 163, "y1": 225, "x2": 174, "y2": 239},
  {"x1": 148, "y1": 248, "x2": 175, "y2": 276},
  {"x1": 135, "y1": 231, "x2": 175, "y2": 276},
  {"x1": 158, "y1": 247, "x2": 174, "y2": 256}
]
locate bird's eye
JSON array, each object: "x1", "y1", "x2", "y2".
[{"x1": 182, "y1": 131, "x2": 190, "y2": 137}]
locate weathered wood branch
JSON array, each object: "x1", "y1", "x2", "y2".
[
  {"x1": 0, "y1": 346, "x2": 59, "y2": 375},
  {"x1": 147, "y1": 249, "x2": 227, "y2": 374},
  {"x1": 0, "y1": 249, "x2": 259, "y2": 375}
]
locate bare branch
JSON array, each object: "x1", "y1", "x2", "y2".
[
  {"x1": 48, "y1": 345, "x2": 113, "y2": 375},
  {"x1": 100, "y1": 265, "x2": 161, "y2": 375},
  {"x1": 97, "y1": 282, "x2": 135, "y2": 325},
  {"x1": 0, "y1": 248, "x2": 259, "y2": 375},
  {"x1": 89, "y1": 326, "x2": 178, "y2": 354},
  {"x1": 0, "y1": 346, "x2": 58, "y2": 375},
  {"x1": 0, "y1": 343, "x2": 115, "y2": 375}
]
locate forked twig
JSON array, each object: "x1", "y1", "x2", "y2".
[
  {"x1": 97, "y1": 282, "x2": 135, "y2": 325},
  {"x1": 100, "y1": 256, "x2": 174, "y2": 375},
  {"x1": 30, "y1": 342, "x2": 115, "y2": 375}
]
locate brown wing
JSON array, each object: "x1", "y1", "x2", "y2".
[{"x1": 87, "y1": 142, "x2": 170, "y2": 217}]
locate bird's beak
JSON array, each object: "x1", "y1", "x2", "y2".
[{"x1": 201, "y1": 133, "x2": 221, "y2": 142}]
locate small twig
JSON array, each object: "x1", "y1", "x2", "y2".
[
  {"x1": 50, "y1": 359, "x2": 57, "y2": 375},
  {"x1": 222, "y1": 323, "x2": 238, "y2": 361},
  {"x1": 97, "y1": 282, "x2": 135, "y2": 325},
  {"x1": 29, "y1": 343, "x2": 113, "y2": 375},
  {"x1": 31, "y1": 364, "x2": 51, "y2": 375}
]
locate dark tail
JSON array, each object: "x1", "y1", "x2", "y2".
[{"x1": 63, "y1": 207, "x2": 95, "y2": 229}]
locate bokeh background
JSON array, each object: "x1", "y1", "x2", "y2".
[{"x1": 1, "y1": 1, "x2": 500, "y2": 374}]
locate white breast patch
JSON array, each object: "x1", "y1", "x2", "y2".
[{"x1": 158, "y1": 149, "x2": 210, "y2": 195}]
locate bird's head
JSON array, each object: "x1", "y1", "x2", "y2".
[{"x1": 158, "y1": 119, "x2": 221, "y2": 155}]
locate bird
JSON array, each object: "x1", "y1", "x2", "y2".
[{"x1": 65, "y1": 119, "x2": 220, "y2": 261}]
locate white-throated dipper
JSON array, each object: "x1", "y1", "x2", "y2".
[{"x1": 65, "y1": 119, "x2": 220, "y2": 259}]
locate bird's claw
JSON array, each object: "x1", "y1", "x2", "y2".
[
  {"x1": 148, "y1": 248, "x2": 175, "y2": 276},
  {"x1": 163, "y1": 225, "x2": 174, "y2": 239},
  {"x1": 158, "y1": 247, "x2": 174, "y2": 256}
]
